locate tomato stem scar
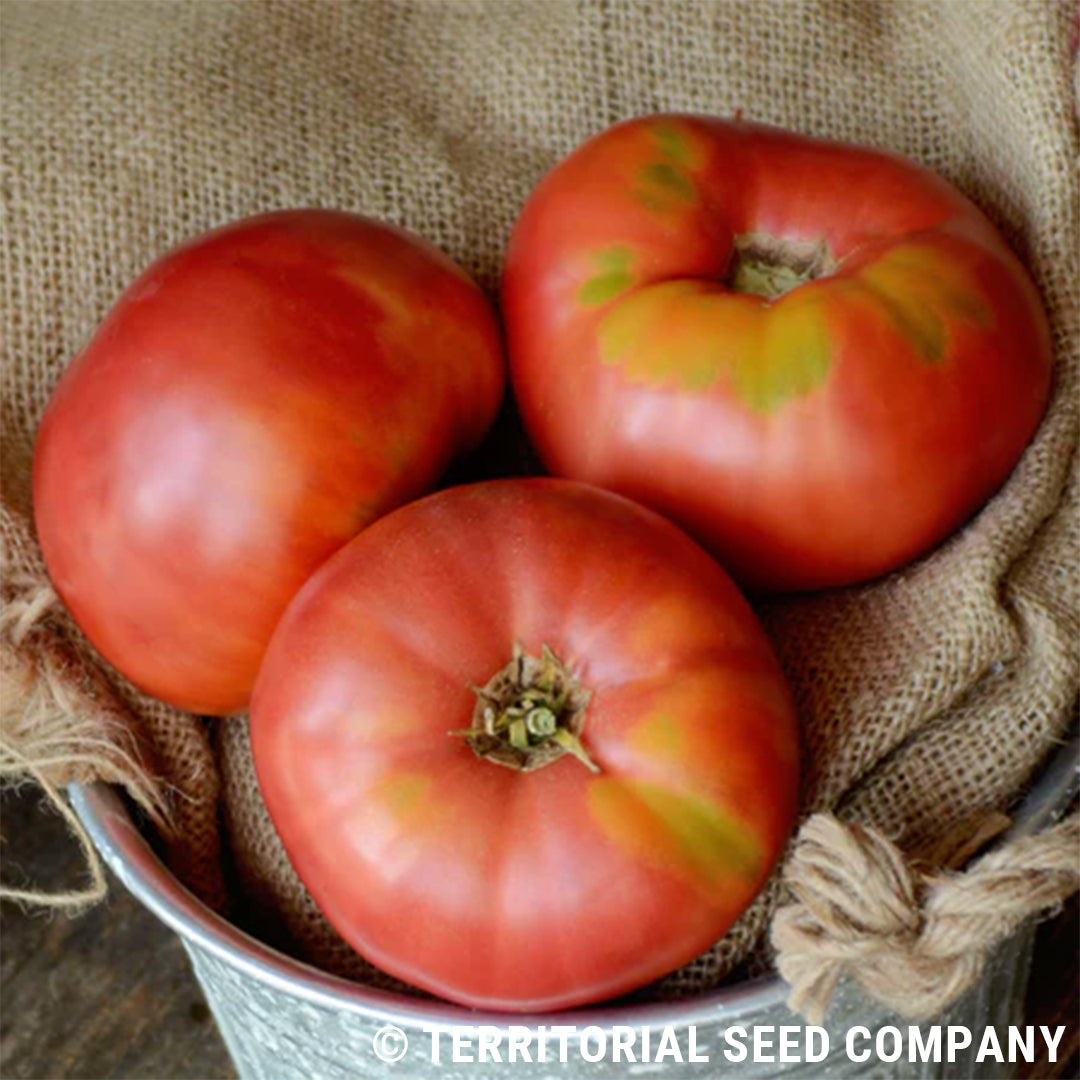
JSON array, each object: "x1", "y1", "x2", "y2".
[
  {"x1": 454, "y1": 644, "x2": 599, "y2": 773},
  {"x1": 525, "y1": 705, "x2": 557, "y2": 737},
  {"x1": 727, "y1": 232, "x2": 835, "y2": 301}
]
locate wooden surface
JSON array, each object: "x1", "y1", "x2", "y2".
[
  {"x1": 1, "y1": 784, "x2": 1076, "y2": 1080},
  {"x1": 0, "y1": 787, "x2": 233, "y2": 1080}
]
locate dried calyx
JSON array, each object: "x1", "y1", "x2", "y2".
[
  {"x1": 456, "y1": 644, "x2": 598, "y2": 773},
  {"x1": 727, "y1": 232, "x2": 836, "y2": 301}
]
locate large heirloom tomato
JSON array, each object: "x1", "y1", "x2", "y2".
[
  {"x1": 251, "y1": 478, "x2": 800, "y2": 1011},
  {"x1": 502, "y1": 116, "x2": 1052, "y2": 591},
  {"x1": 33, "y1": 210, "x2": 504, "y2": 714}
]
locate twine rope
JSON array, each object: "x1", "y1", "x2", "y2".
[
  {"x1": 771, "y1": 811, "x2": 1080, "y2": 1023},
  {"x1": 1, "y1": 573, "x2": 167, "y2": 909},
  {"x1": 0, "y1": 745, "x2": 108, "y2": 910}
]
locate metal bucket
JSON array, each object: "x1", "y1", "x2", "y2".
[{"x1": 69, "y1": 734, "x2": 1077, "y2": 1080}]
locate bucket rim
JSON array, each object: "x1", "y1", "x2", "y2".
[
  {"x1": 68, "y1": 781, "x2": 789, "y2": 1030},
  {"x1": 70, "y1": 727, "x2": 1078, "y2": 1030}
]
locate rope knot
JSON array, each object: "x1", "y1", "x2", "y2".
[{"x1": 771, "y1": 811, "x2": 1080, "y2": 1022}]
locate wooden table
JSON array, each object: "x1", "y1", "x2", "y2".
[
  {"x1": 0, "y1": 786, "x2": 232, "y2": 1080},
  {"x1": 1, "y1": 785, "x2": 1076, "y2": 1080}
]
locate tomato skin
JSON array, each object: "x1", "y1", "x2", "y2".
[
  {"x1": 502, "y1": 116, "x2": 1053, "y2": 591},
  {"x1": 250, "y1": 478, "x2": 800, "y2": 1011},
  {"x1": 33, "y1": 210, "x2": 504, "y2": 714}
]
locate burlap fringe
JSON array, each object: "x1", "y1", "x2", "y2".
[
  {"x1": 771, "y1": 811, "x2": 1080, "y2": 1023},
  {"x1": 0, "y1": 556, "x2": 169, "y2": 909}
]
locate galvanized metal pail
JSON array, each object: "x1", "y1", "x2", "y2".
[{"x1": 70, "y1": 735, "x2": 1077, "y2": 1080}]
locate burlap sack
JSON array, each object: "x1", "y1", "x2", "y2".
[{"x1": 3, "y1": 0, "x2": 1077, "y2": 1017}]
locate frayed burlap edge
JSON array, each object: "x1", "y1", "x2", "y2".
[{"x1": 0, "y1": 557, "x2": 166, "y2": 909}]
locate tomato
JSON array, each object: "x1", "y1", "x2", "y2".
[
  {"x1": 33, "y1": 210, "x2": 504, "y2": 714},
  {"x1": 502, "y1": 115, "x2": 1052, "y2": 591},
  {"x1": 250, "y1": 478, "x2": 800, "y2": 1011}
]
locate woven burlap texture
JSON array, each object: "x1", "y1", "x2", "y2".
[{"x1": 2, "y1": 0, "x2": 1077, "y2": 1012}]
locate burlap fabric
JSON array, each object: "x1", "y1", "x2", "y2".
[{"x1": 2, "y1": 0, "x2": 1077, "y2": 1014}]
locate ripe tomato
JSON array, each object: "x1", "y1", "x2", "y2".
[
  {"x1": 503, "y1": 115, "x2": 1052, "y2": 591},
  {"x1": 33, "y1": 210, "x2": 504, "y2": 714},
  {"x1": 250, "y1": 478, "x2": 800, "y2": 1011}
]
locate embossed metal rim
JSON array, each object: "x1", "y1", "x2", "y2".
[
  {"x1": 68, "y1": 782, "x2": 786, "y2": 1030},
  {"x1": 70, "y1": 729, "x2": 1078, "y2": 1032}
]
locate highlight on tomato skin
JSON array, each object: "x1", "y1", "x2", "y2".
[
  {"x1": 32, "y1": 209, "x2": 506, "y2": 715},
  {"x1": 502, "y1": 114, "x2": 1054, "y2": 592},
  {"x1": 250, "y1": 477, "x2": 802, "y2": 1012}
]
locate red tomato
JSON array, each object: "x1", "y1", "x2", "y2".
[
  {"x1": 33, "y1": 210, "x2": 504, "y2": 714},
  {"x1": 502, "y1": 115, "x2": 1052, "y2": 591},
  {"x1": 250, "y1": 478, "x2": 800, "y2": 1011}
]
